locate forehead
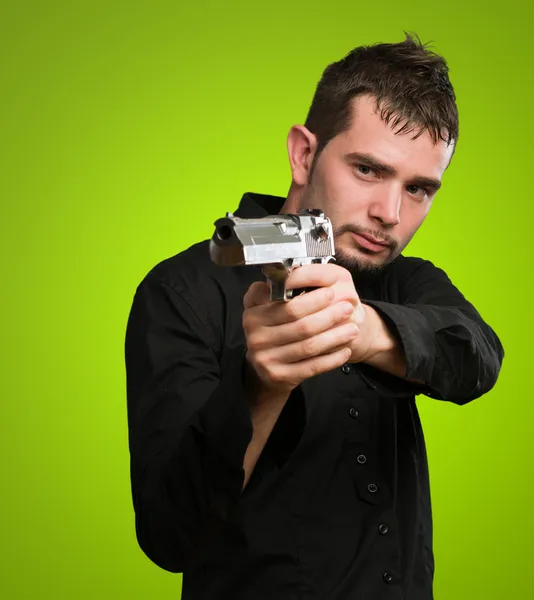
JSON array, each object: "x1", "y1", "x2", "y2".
[{"x1": 334, "y1": 94, "x2": 454, "y2": 176}]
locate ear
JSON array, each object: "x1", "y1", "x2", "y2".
[{"x1": 287, "y1": 125, "x2": 318, "y2": 186}]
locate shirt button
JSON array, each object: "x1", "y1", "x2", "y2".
[
  {"x1": 349, "y1": 407, "x2": 359, "y2": 418},
  {"x1": 367, "y1": 483, "x2": 378, "y2": 493},
  {"x1": 357, "y1": 454, "x2": 367, "y2": 464},
  {"x1": 378, "y1": 523, "x2": 389, "y2": 535},
  {"x1": 341, "y1": 363, "x2": 351, "y2": 374},
  {"x1": 383, "y1": 572, "x2": 393, "y2": 584}
]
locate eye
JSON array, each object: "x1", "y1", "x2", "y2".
[
  {"x1": 407, "y1": 184, "x2": 428, "y2": 198},
  {"x1": 356, "y1": 164, "x2": 378, "y2": 177}
]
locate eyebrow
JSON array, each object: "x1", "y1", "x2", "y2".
[{"x1": 344, "y1": 151, "x2": 442, "y2": 192}]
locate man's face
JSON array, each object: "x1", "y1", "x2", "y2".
[{"x1": 297, "y1": 95, "x2": 454, "y2": 275}]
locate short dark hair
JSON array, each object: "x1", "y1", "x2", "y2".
[{"x1": 305, "y1": 33, "x2": 459, "y2": 164}]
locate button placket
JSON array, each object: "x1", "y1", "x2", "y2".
[{"x1": 375, "y1": 513, "x2": 400, "y2": 589}]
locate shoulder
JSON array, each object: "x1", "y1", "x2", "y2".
[
  {"x1": 145, "y1": 239, "x2": 221, "y2": 297},
  {"x1": 385, "y1": 254, "x2": 452, "y2": 281},
  {"x1": 378, "y1": 254, "x2": 457, "y2": 302},
  {"x1": 135, "y1": 238, "x2": 261, "y2": 348},
  {"x1": 147, "y1": 238, "x2": 261, "y2": 298},
  {"x1": 380, "y1": 254, "x2": 471, "y2": 307}
]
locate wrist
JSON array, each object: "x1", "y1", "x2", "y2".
[
  {"x1": 243, "y1": 357, "x2": 290, "y2": 409},
  {"x1": 361, "y1": 304, "x2": 396, "y2": 358},
  {"x1": 351, "y1": 304, "x2": 408, "y2": 378}
]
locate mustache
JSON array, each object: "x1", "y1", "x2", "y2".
[{"x1": 334, "y1": 224, "x2": 398, "y2": 250}]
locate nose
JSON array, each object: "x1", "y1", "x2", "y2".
[{"x1": 368, "y1": 183, "x2": 401, "y2": 227}]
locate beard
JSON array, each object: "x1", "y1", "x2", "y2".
[
  {"x1": 331, "y1": 223, "x2": 401, "y2": 282},
  {"x1": 332, "y1": 246, "x2": 388, "y2": 286},
  {"x1": 333, "y1": 246, "x2": 385, "y2": 275}
]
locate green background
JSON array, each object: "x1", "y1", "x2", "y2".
[{"x1": 1, "y1": 0, "x2": 531, "y2": 598}]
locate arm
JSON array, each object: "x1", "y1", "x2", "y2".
[
  {"x1": 125, "y1": 274, "x2": 255, "y2": 573},
  {"x1": 242, "y1": 363, "x2": 290, "y2": 489},
  {"x1": 357, "y1": 304, "x2": 424, "y2": 383},
  {"x1": 353, "y1": 258, "x2": 505, "y2": 404}
]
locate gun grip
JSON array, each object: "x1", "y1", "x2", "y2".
[
  {"x1": 261, "y1": 264, "x2": 292, "y2": 302},
  {"x1": 269, "y1": 278, "x2": 293, "y2": 302},
  {"x1": 262, "y1": 264, "x2": 320, "y2": 302}
]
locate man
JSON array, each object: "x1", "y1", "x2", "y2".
[{"x1": 125, "y1": 34, "x2": 504, "y2": 599}]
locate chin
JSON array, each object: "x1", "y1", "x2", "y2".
[
  {"x1": 335, "y1": 250, "x2": 382, "y2": 274},
  {"x1": 334, "y1": 246, "x2": 393, "y2": 276}
]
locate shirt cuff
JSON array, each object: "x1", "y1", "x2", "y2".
[{"x1": 359, "y1": 300, "x2": 439, "y2": 398}]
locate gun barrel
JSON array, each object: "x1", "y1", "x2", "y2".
[
  {"x1": 210, "y1": 214, "x2": 304, "y2": 266},
  {"x1": 209, "y1": 210, "x2": 336, "y2": 300}
]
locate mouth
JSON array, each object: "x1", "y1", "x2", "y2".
[{"x1": 351, "y1": 232, "x2": 390, "y2": 253}]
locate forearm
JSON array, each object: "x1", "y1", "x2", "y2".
[
  {"x1": 131, "y1": 376, "x2": 253, "y2": 573},
  {"x1": 242, "y1": 362, "x2": 290, "y2": 490},
  {"x1": 355, "y1": 300, "x2": 503, "y2": 403},
  {"x1": 355, "y1": 304, "x2": 425, "y2": 384}
]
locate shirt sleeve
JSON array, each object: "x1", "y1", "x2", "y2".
[
  {"x1": 124, "y1": 272, "x2": 253, "y2": 573},
  {"x1": 360, "y1": 258, "x2": 505, "y2": 404}
]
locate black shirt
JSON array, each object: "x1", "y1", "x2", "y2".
[{"x1": 125, "y1": 192, "x2": 504, "y2": 600}]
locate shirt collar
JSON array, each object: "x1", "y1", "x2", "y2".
[{"x1": 233, "y1": 192, "x2": 286, "y2": 218}]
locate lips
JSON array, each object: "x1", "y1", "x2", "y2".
[
  {"x1": 352, "y1": 232, "x2": 390, "y2": 253},
  {"x1": 358, "y1": 232, "x2": 389, "y2": 246}
]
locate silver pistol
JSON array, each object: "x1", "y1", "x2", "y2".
[{"x1": 209, "y1": 208, "x2": 336, "y2": 301}]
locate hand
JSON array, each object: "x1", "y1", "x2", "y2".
[
  {"x1": 242, "y1": 272, "x2": 359, "y2": 395},
  {"x1": 285, "y1": 263, "x2": 412, "y2": 379},
  {"x1": 282, "y1": 263, "x2": 381, "y2": 363}
]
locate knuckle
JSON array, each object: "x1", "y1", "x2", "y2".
[
  {"x1": 246, "y1": 350, "x2": 258, "y2": 369},
  {"x1": 301, "y1": 337, "x2": 317, "y2": 357},
  {"x1": 309, "y1": 360, "x2": 322, "y2": 377},
  {"x1": 268, "y1": 368, "x2": 285, "y2": 384},
  {"x1": 333, "y1": 305, "x2": 349, "y2": 322},
  {"x1": 242, "y1": 311, "x2": 257, "y2": 334},
  {"x1": 254, "y1": 362, "x2": 270, "y2": 382},
  {"x1": 244, "y1": 282, "x2": 268, "y2": 306},
  {"x1": 285, "y1": 301, "x2": 302, "y2": 321},
  {"x1": 243, "y1": 289, "x2": 254, "y2": 308},
  {"x1": 246, "y1": 333, "x2": 260, "y2": 351},
  {"x1": 297, "y1": 318, "x2": 314, "y2": 337},
  {"x1": 254, "y1": 352, "x2": 268, "y2": 371},
  {"x1": 336, "y1": 298, "x2": 354, "y2": 316},
  {"x1": 340, "y1": 296, "x2": 354, "y2": 307},
  {"x1": 341, "y1": 323, "x2": 358, "y2": 339}
]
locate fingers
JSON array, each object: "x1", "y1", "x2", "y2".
[
  {"x1": 243, "y1": 263, "x2": 353, "y2": 317},
  {"x1": 247, "y1": 300, "x2": 354, "y2": 350},
  {"x1": 243, "y1": 281, "x2": 271, "y2": 309},
  {"x1": 253, "y1": 346, "x2": 353, "y2": 388},
  {"x1": 242, "y1": 266, "x2": 360, "y2": 395},
  {"x1": 261, "y1": 321, "x2": 358, "y2": 365},
  {"x1": 249, "y1": 286, "x2": 335, "y2": 328},
  {"x1": 285, "y1": 263, "x2": 351, "y2": 291}
]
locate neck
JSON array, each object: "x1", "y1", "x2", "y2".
[{"x1": 279, "y1": 182, "x2": 301, "y2": 214}]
